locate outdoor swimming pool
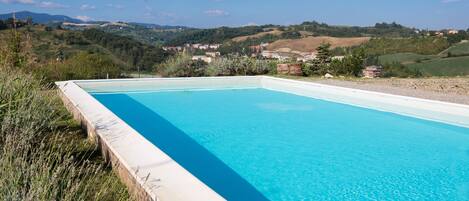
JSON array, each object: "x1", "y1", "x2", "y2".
[{"x1": 91, "y1": 87, "x2": 469, "y2": 201}]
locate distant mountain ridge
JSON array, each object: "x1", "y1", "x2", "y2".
[
  {"x1": 129, "y1": 22, "x2": 189, "y2": 30},
  {"x1": 0, "y1": 11, "x2": 83, "y2": 24},
  {"x1": 0, "y1": 11, "x2": 191, "y2": 30}
]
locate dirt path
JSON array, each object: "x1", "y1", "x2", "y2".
[{"x1": 280, "y1": 76, "x2": 469, "y2": 105}]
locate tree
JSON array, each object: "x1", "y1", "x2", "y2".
[
  {"x1": 82, "y1": 29, "x2": 170, "y2": 71},
  {"x1": 310, "y1": 43, "x2": 332, "y2": 75},
  {"x1": 329, "y1": 47, "x2": 366, "y2": 76}
]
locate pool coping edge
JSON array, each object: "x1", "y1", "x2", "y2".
[{"x1": 56, "y1": 81, "x2": 226, "y2": 201}]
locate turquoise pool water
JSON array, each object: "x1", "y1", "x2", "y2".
[{"x1": 92, "y1": 88, "x2": 469, "y2": 201}]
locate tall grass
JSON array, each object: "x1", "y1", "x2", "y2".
[{"x1": 0, "y1": 66, "x2": 131, "y2": 200}]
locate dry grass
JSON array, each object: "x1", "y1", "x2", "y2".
[
  {"x1": 267, "y1": 36, "x2": 370, "y2": 52},
  {"x1": 0, "y1": 67, "x2": 132, "y2": 201},
  {"x1": 231, "y1": 30, "x2": 284, "y2": 42}
]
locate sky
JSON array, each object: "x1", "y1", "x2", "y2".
[{"x1": 1, "y1": 0, "x2": 469, "y2": 29}]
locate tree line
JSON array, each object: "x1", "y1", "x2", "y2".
[
  {"x1": 82, "y1": 29, "x2": 171, "y2": 71},
  {"x1": 166, "y1": 26, "x2": 266, "y2": 46},
  {"x1": 0, "y1": 18, "x2": 32, "y2": 30}
]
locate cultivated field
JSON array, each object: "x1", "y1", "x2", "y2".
[
  {"x1": 439, "y1": 41, "x2": 469, "y2": 56},
  {"x1": 408, "y1": 56, "x2": 469, "y2": 76},
  {"x1": 378, "y1": 41, "x2": 469, "y2": 76},
  {"x1": 379, "y1": 53, "x2": 437, "y2": 65},
  {"x1": 267, "y1": 36, "x2": 370, "y2": 52}
]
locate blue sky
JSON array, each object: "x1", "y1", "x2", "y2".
[{"x1": 1, "y1": 0, "x2": 468, "y2": 29}]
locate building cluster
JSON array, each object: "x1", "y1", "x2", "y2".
[
  {"x1": 362, "y1": 65, "x2": 383, "y2": 78},
  {"x1": 163, "y1": 43, "x2": 222, "y2": 52},
  {"x1": 417, "y1": 29, "x2": 460, "y2": 37},
  {"x1": 191, "y1": 52, "x2": 221, "y2": 63},
  {"x1": 249, "y1": 43, "x2": 270, "y2": 54}
]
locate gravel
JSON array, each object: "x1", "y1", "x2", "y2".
[{"x1": 282, "y1": 76, "x2": 469, "y2": 105}]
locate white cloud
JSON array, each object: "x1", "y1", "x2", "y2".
[
  {"x1": 204, "y1": 9, "x2": 229, "y2": 16},
  {"x1": 37, "y1": 1, "x2": 68, "y2": 9},
  {"x1": 246, "y1": 22, "x2": 257, "y2": 26},
  {"x1": 80, "y1": 4, "x2": 95, "y2": 10},
  {"x1": 107, "y1": 4, "x2": 124, "y2": 9},
  {"x1": 75, "y1": 15, "x2": 92, "y2": 22},
  {"x1": 0, "y1": 0, "x2": 35, "y2": 4}
]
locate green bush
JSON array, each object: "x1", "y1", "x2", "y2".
[
  {"x1": 33, "y1": 52, "x2": 122, "y2": 83},
  {"x1": 156, "y1": 53, "x2": 207, "y2": 77},
  {"x1": 207, "y1": 57, "x2": 275, "y2": 76},
  {"x1": 157, "y1": 53, "x2": 276, "y2": 77}
]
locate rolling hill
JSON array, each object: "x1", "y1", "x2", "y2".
[
  {"x1": 378, "y1": 43, "x2": 469, "y2": 76},
  {"x1": 407, "y1": 56, "x2": 469, "y2": 76},
  {"x1": 0, "y1": 11, "x2": 83, "y2": 24},
  {"x1": 439, "y1": 41, "x2": 469, "y2": 57},
  {"x1": 0, "y1": 25, "x2": 170, "y2": 71}
]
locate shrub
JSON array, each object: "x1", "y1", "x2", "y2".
[
  {"x1": 157, "y1": 54, "x2": 276, "y2": 77},
  {"x1": 32, "y1": 52, "x2": 122, "y2": 83},
  {"x1": 156, "y1": 53, "x2": 207, "y2": 77},
  {"x1": 207, "y1": 57, "x2": 274, "y2": 76}
]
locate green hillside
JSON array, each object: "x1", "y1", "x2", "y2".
[
  {"x1": 98, "y1": 23, "x2": 189, "y2": 46},
  {"x1": 439, "y1": 41, "x2": 469, "y2": 57},
  {"x1": 377, "y1": 41, "x2": 469, "y2": 77},
  {"x1": 379, "y1": 53, "x2": 437, "y2": 65},
  {"x1": 406, "y1": 56, "x2": 469, "y2": 76},
  {"x1": 363, "y1": 37, "x2": 450, "y2": 55},
  {"x1": 0, "y1": 25, "x2": 170, "y2": 71}
]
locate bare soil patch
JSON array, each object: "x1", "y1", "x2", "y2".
[{"x1": 280, "y1": 76, "x2": 469, "y2": 105}]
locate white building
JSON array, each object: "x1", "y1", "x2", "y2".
[
  {"x1": 332, "y1": 56, "x2": 345, "y2": 61},
  {"x1": 192, "y1": 44, "x2": 201, "y2": 49},
  {"x1": 448, "y1": 29, "x2": 459, "y2": 35},
  {"x1": 261, "y1": 51, "x2": 276, "y2": 58},
  {"x1": 205, "y1": 52, "x2": 221, "y2": 57},
  {"x1": 199, "y1": 45, "x2": 209, "y2": 50},
  {"x1": 297, "y1": 52, "x2": 317, "y2": 62},
  {"x1": 209, "y1": 44, "x2": 221, "y2": 49},
  {"x1": 192, "y1": 56, "x2": 213, "y2": 63}
]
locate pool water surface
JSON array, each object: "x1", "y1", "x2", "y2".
[{"x1": 92, "y1": 88, "x2": 469, "y2": 201}]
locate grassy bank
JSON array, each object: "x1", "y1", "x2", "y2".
[{"x1": 0, "y1": 67, "x2": 131, "y2": 200}]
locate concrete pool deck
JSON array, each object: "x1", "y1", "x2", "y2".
[{"x1": 56, "y1": 76, "x2": 469, "y2": 201}]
